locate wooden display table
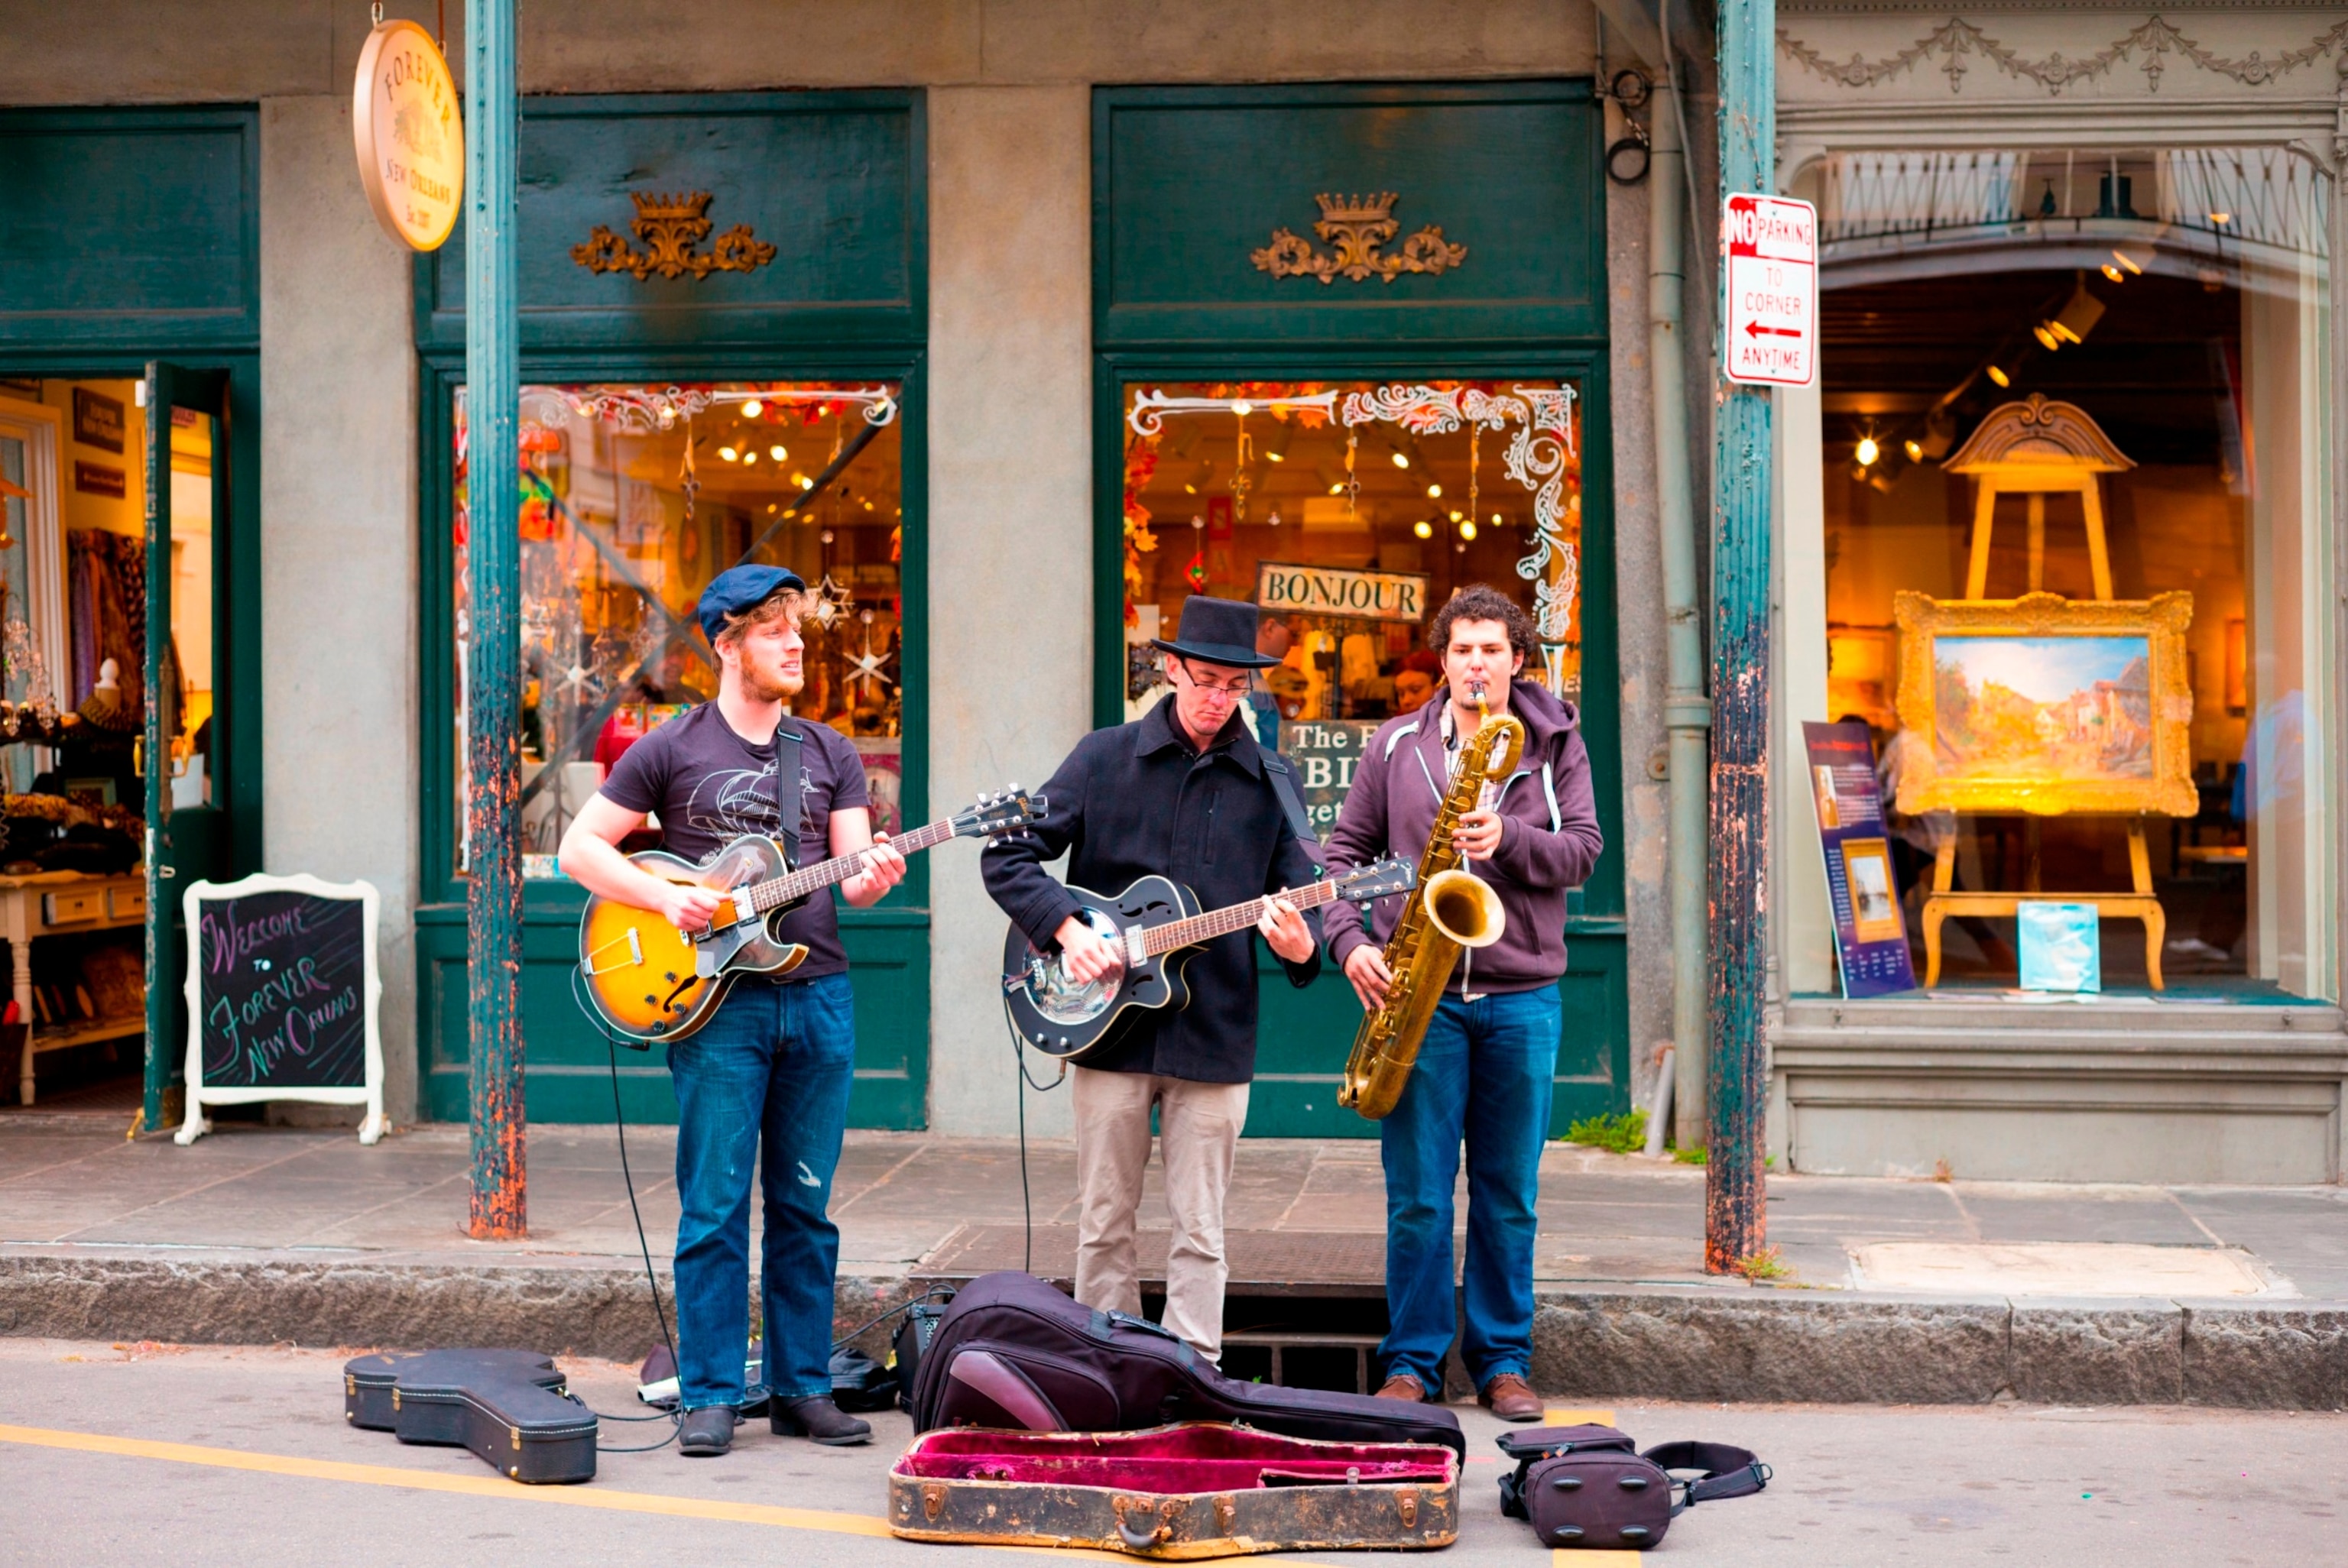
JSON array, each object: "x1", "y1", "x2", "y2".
[{"x1": 2, "y1": 869, "x2": 146, "y2": 1105}]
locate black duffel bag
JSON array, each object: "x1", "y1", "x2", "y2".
[
  {"x1": 1498, "y1": 1423, "x2": 1769, "y2": 1550},
  {"x1": 907, "y1": 1269, "x2": 1464, "y2": 1459}
]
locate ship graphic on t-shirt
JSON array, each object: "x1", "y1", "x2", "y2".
[{"x1": 682, "y1": 763, "x2": 816, "y2": 847}]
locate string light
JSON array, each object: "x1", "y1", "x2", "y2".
[{"x1": 1458, "y1": 520, "x2": 1477, "y2": 541}]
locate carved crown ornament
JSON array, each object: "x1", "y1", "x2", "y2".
[
  {"x1": 1779, "y1": 15, "x2": 2348, "y2": 98},
  {"x1": 571, "y1": 190, "x2": 777, "y2": 281},
  {"x1": 1250, "y1": 193, "x2": 1468, "y2": 285}
]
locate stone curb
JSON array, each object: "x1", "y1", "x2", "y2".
[
  {"x1": 1529, "y1": 1287, "x2": 2348, "y2": 1408},
  {"x1": 5, "y1": 1254, "x2": 2342, "y2": 1408}
]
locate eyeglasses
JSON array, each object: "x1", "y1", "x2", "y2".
[{"x1": 1173, "y1": 660, "x2": 1253, "y2": 697}]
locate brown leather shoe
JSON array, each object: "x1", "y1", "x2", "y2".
[
  {"x1": 1374, "y1": 1372, "x2": 1429, "y2": 1402},
  {"x1": 1480, "y1": 1372, "x2": 1543, "y2": 1423}
]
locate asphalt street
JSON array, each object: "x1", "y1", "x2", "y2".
[{"x1": 2, "y1": 1338, "x2": 2341, "y2": 1566}]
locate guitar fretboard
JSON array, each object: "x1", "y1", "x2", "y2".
[
  {"x1": 737, "y1": 817, "x2": 962, "y2": 914},
  {"x1": 1137, "y1": 878, "x2": 1349, "y2": 959}
]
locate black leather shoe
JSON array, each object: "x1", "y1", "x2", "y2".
[
  {"x1": 772, "y1": 1395, "x2": 871, "y2": 1446},
  {"x1": 677, "y1": 1405, "x2": 738, "y2": 1456}
]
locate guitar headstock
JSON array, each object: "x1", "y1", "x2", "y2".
[
  {"x1": 955, "y1": 784, "x2": 1050, "y2": 842},
  {"x1": 1335, "y1": 856, "x2": 1417, "y2": 903}
]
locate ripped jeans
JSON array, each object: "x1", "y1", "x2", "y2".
[{"x1": 667, "y1": 971, "x2": 855, "y2": 1409}]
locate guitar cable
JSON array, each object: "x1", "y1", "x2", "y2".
[
  {"x1": 1004, "y1": 1008, "x2": 1069, "y2": 1277},
  {"x1": 569, "y1": 964, "x2": 683, "y2": 1453}
]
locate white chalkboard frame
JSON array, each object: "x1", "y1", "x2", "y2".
[{"x1": 175, "y1": 873, "x2": 386, "y2": 1145}]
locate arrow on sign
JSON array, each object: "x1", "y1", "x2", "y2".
[{"x1": 1742, "y1": 321, "x2": 1803, "y2": 339}]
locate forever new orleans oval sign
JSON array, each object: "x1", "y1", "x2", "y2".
[{"x1": 351, "y1": 19, "x2": 464, "y2": 251}]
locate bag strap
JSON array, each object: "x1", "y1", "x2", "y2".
[
  {"x1": 1260, "y1": 751, "x2": 1324, "y2": 870},
  {"x1": 1641, "y1": 1440, "x2": 1771, "y2": 1511},
  {"x1": 770, "y1": 723, "x2": 804, "y2": 869}
]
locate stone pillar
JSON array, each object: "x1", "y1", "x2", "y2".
[
  {"x1": 926, "y1": 86, "x2": 1093, "y2": 1136},
  {"x1": 258, "y1": 96, "x2": 422, "y2": 1123}
]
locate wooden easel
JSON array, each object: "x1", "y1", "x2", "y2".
[{"x1": 1923, "y1": 396, "x2": 2166, "y2": 989}]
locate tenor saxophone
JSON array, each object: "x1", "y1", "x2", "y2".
[{"x1": 1339, "y1": 689, "x2": 1526, "y2": 1120}]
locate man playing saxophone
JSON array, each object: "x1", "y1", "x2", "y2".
[{"x1": 1323, "y1": 585, "x2": 1605, "y2": 1421}]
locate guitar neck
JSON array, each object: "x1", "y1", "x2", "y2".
[
  {"x1": 742, "y1": 817, "x2": 959, "y2": 912},
  {"x1": 1138, "y1": 878, "x2": 1342, "y2": 959}
]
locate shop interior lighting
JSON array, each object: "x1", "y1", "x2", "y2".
[
  {"x1": 1853, "y1": 435, "x2": 1880, "y2": 467},
  {"x1": 1412, "y1": 520, "x2": 1434, "y2": 539},
  {"x1": 795, "y1": 473, "x2": 813, "y2": 490},
  {"x1": 769, "y1": 444, "x2": 787, "y2": 462},
  {"x1": 1458, "y1": 520, "x2": 1477, "y2": 541},
  {"x1": 1390, "y1": 450, "x2": 1410, "y2": 469},
  {"x1": 1490, "y1": 512, "x2": 1502, "y2": 526},
  {"x1": 1905, "y1": 439, "x2": 1925, "y2": 462},
  {"x1": 1231, "y1": 400, "x2": 1253, "y2": 416},
  {"x1": 2052, "y1": 275, "x2": 2106, "y2": 344},
  {"x1": 1986, "y1": 364, "x2": 2012, "y2": 387},
  {"x1": 1449, "y1": 510, "x2": 1464, "y2": 522},
  {"x1": 1263, "y1": 422, "x2": 1294, "y2": 463},
  {"x1": 718, "y1": 445, "x2": 740, "y2": 462},
  {"x1": 1328, "y1": 482, "x2": 1347, "y2": 495},
  {"x1": 740, "y1": 400, "x2": 762, "y2": 418},
  {"x1": 2110, "y1": 250, "x2": 2143, "y2": 276},
  {"x1": 1426, "y1": 483, "x2": 1442, "y2": 498},
  {"x1": 2207, "y1": 212, "x2": 2231, "y2": 226},
  {"x1": 741, "y1": 450, "x2": 756, "y2": 465}
]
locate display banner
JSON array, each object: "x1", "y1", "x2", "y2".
[
  {"x1": 1802, "y1": 721, "x2": 1918, "y2": 996},
  {"x1": 1256, "y1": 562, "x2": 1429, "y2": 624}
]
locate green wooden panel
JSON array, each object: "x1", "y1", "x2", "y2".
[
  {"x1": 1242, "y1": 927, "x2": 1630, "y2": 1139},
  {"x1": 417, "y1": 92, "x2": 923, "y2": 355},
  {"x1": 420, "y1": 905, "x2": 928, "y2": 1126},
  {"x1": 1095, "y1": 83, "x2": 1605, "y2": 349},
  {"x1": 0, "y1": 109, "x2": 259, "y2": 351}
]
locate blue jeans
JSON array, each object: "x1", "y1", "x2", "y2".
[
  {"x1": 1377, "y1": 986, "x2": 1560, "y2": 1391},
  {"x1": 666, "y1": 971, "x2": 855, "y2": 1410}
]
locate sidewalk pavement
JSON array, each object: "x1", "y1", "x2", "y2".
[{"x1": 3, "y1": 1118, "x2": 2344, "y2": 1406}]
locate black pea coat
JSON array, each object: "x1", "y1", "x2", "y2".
[{"x1": 981, "y1": 696, "x2": 1325, "y2": 1084}]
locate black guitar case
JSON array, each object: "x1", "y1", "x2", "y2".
[
  {"x1": 343, "y1": 1349, "x2": 598, "y2": 1484},
  {"x1": 907, "y1": 1271, "x2": 1464, "y2": 1462}
]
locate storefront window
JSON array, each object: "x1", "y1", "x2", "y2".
[
  {"x1": 1118, "y1": 381, "x2": 1583, "y2": 832},
  {"x1": 452, "y1": 381, "x2": 906, "y2": 876},
  {"x1": 1805, "y1": 147, "x2": 2333, "y2": 995}
]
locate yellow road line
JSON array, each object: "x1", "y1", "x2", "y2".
[
  {"x1": 0, "y1": 1421, "x2": 1347, "y2": 1563},
  {"x1": 1542, "y1": 1407, "x2": 1616, "y2": 1427}
]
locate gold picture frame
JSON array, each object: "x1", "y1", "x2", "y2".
[{"x1": 1892, "y1": 590, "x2": 2196, "y2": 818}]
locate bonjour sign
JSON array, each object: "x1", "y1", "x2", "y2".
[
  {"x1": 196, "y1": 889, "x2": 368, "y2": 1090},
  {"x1": 1256, "y1": 562, "x2": 1430, "y2": 624}
]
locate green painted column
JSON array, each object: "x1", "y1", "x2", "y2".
[
  {"x1": 465, "y1": 0, "x2": 525, "y2": 1239},
  {"x1": 141, "y1": 364, "x2": 174, "y2": 1133},
  {"x1": 1706, "y1": 0, "x2": 1775, "y2": 1273}
]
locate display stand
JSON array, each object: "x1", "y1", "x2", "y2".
[{"x1": 1925, "y1": 395, "x2": 2171, "y2": 989}]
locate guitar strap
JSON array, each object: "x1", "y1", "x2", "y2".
[
  {"x1": 1260, "y1": 750, "x2": 1323, "y2": 873},
  {"x1": 770, "y1": 723, "x2": 804, "y2": 870}
]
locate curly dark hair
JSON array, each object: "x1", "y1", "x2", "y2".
[{"x1": 1428, "y1": 584, "x2": 1537, "y2": 670}]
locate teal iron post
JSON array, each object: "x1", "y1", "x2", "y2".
[
  {"x1": 1706, "y1": 0, "x2": 1775, "y2": 1272},
  {"x1": 465, "y1": 0, "x2": 526, "y2": 1239}
]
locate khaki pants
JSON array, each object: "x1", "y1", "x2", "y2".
[{"x1": 1071, "y1": 1066, "x2": 1250, "y2": 1362}]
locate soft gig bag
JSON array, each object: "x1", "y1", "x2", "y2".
[
  {"x1": 907, "y1": 1272, "x2": 1464, "y2": 1461},
  {"x1": 1497, "y1": 1424, "x2": 1769, "y2": 1550}
]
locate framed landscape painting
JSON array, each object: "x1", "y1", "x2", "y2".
[{"x1": 1892, "y1": 591, "x2": 2197, "y2": 817}]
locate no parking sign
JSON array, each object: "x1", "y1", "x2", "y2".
[{"x1": 1721, "y1": 193, "x2": 1817, "y2": 387}]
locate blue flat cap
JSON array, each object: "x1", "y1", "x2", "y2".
[{"x1": 696, "y1": 564, "x2": 806, "y2": 646}]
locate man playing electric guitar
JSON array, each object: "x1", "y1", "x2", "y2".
[
  {"x1": 559, "y1": 565, "x2": 904, "y2": 1457},
  {"x1": 982, "y1": 595, "x2": 1322, "y2": 1366}
]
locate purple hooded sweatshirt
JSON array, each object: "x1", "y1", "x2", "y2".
[{"x1": 1322, "y1": 677, "x2": 1604, "y2": 994}]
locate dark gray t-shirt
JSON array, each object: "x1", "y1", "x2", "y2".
[{"x1": 598, "y1": 703, "x2": 871, "y2": 979}]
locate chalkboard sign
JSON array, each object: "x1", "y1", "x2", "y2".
[{"x1": 176, "y1": 873, "x2": 384, "y2": 1145}]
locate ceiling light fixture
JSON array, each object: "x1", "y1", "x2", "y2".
[
  {"x1": 742, "y1": 450, "x2": 756, "y2": 465},
  {"x1": 1412, "y1": 520, "x2": 1433, "y2": 539},
  {"x1": 1391, "y1": 451, "x2": 1410, "y2": 469},
  {"x1": 1426, "y1": 483, "x2": 1442, "y2": 499},
  {"x1": 741, "y1": 400, "x2": 762, "y2": 418},
  {"x1": 1854, "y1": 435, "x2": 1880, "y2": 467},
  {"x1": 1490, "y1": 512, "x2": 1501, "y2": 526},
  {"x1": 1449, "y1": 510, "x2": 1463, "y2": 523},
  {"x1": 2111, "y1": 250, "x2": 2142, "y2": 276},
  {"x1": 1987, "y1": 365, "x2": 2011, "y2": 388},
  {"x1": 1328, "y1": 482, "x2": 1346, "y2": 496},
  {"x1": 1458, "y1": 520, "x2": 1477, "y2": 541},
  {"x1": 769, "y1": 444, "x2": 787, "y2": 462},
  {"x1": 1905, "y1": 439, "x2": 1925, "y2": 462},
  {"x1": 796, "y1": 474, "x2": 813, "y2": 490},
  {"x1": 718, "y1": 445, "x2": 739, "y2": 462}
]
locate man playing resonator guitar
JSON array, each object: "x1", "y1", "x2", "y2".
[
  {"x1": 1324, "y1": 585, "x2": 1604, "y2": 1421},
  {"x1": 559, "y1": 565, "x2": 903, "y2": 1457},
  {"x1": 982, "y1": 595, "x2": 1324, "y2": 1366}
]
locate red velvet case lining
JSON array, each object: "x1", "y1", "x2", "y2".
[{"x1": 896, "y1": 1423, "x2": 1458, "y2": 1492}]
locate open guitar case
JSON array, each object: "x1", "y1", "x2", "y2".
[
  {"x1": 345, "y1": 1349, "x2": 598, "y2": 1484},
  {"x1": 897, "y1": 1272, "x2": 1464, "y2": 1554}
]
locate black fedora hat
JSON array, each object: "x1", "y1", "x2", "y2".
[{"x1": 1151, "y1": 595, "x2": 1281, "y2": 669}]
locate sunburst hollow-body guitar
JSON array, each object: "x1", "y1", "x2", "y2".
[{"x1": 579, "y1": 788, "x2": 1045, "y2": 1044}]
